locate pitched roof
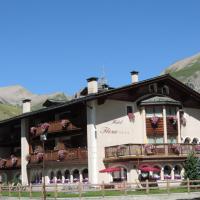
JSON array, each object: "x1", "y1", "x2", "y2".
[{"x1": 0, "y1": 74, "x2": 199, "y2": 125}]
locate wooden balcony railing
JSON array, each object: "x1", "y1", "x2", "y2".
[
  {"x1": 0, "y1": 157, "x2": 21, "y2": 169},
  {"x1": 105, "y1": 143, "x2": 200, "y2": 158},
  {"x1": 29, "y1": 148, "x2": 88, "y2": 164},
  {"x1": 30, "y1": 119, "x2": 81, "y2": 138}
]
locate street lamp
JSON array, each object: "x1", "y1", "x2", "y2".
[{"x1": 40, "y1": 133, "x2": 47, "y2": 200}]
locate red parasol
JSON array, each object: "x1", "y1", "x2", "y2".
[
  {"x1": 139, "y1": 166, "x2": 160, "y2": 172},
  {"x1": 99, "y1": 167, "x2": 121, "y2": 173}
]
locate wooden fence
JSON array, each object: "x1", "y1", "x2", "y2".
[{"x1": 0, "y1": 179, "x2": 199, "y2": 199}]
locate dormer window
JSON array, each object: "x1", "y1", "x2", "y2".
[{"x1": 149, "y1": 83, "x2": 158, "y2": 93}]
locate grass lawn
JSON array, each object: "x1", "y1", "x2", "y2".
[{"x1": 0, "y1": 187, "x2": 200, "y2": 198}]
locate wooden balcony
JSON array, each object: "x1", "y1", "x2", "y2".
[
  {"x1": 0, "y1": 157, "x2": 21, "y2": 170},
  {"x1": 29, "y1": 147, "x2": 88, "y2": 164},
  {"x1": 104, "y1": 143, "x2": 200, "y2": 161},
  {"x1": 30, "y1": 120, "x2": 81, "y2": 138}
]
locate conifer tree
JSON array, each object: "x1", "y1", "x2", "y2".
[{"x1": 184, "y1": 151, "x2": 200, "y2": 180}]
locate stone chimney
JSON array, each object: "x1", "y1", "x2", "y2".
[
  {"x1": 130, "y1": 71, "x2": 139, "y2": 83},
  {"x1": 87, "y1": 77, "x2": 98, "y2": 94},
  {"x1": 22, "y1": 99, "x2": 31, "y2": 113}
]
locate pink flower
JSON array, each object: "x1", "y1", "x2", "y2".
[
  {"x1": 150, "y1": 116, "x2": 159, "y2": 128},
  {"x1": 41, "y1": 123, "x2": 50, "y2": 133},
  {"x1": 61, "y1": 119, "x2": 70, "y2": 128},
  {"x1": 30, "y1": 127, "x2": 37, "y2": 135}
]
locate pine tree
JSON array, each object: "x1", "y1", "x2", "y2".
[{"x1": 184, "y1": 151, "x2": 200, "y2": 180}]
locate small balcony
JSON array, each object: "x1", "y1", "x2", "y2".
[
  {"x1": 0, "y1": 157, "x2": 21, "y2": 169},
  {"x1": 104, "y1": 143, "x2": 200, "y2": 161},
  {"x1": 30, "y1": 119, "x2": 82, "y2": 138},
  {"x1": 29, "y1": 147, "x2": 88, "y2": 164}
]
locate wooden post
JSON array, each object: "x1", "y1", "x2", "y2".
[
  {"x1": 29, "y1": 183, "x2": 32, "y2": 199},
  {"x1": 0, "y1": 184, "x2": 2, "y2": 197},
  {"x1": 9, "y1": 184, "x2": 11, "y2": 197},
  {"x1": 146, "y1": 180, "x2": 149, "y2": 194},
  {"x1": 187, "y1": 178, "x2": 190, "y2": 193},
  {"x1": 54, "y1": 183, "x2": 58, "y2": 199},
  {"x1": 123, "y1": 181, "x2": 127, "y2": 195},
  {"x1": 78, "y1": 182, "x2": 82, "y2": 198},
  {"x1": 18, "y1": 185, "x2": 21, "y2": 199},
  {"x1": 167, "y1": 179, "x2": 170, "y2": 194},
  {"x1": 101, "y1": 181, "x2": 105, "y2": 198}
]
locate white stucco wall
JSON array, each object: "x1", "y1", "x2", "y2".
[
  {"x1": 181, "y1": 107, "x2": 200, "y2": 141},
  {"x1": 95, "y1": 100, "x2": 144, "y2": 183}
]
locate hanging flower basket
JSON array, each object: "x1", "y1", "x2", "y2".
[
  {"x1": 58, "y1": 150, "x2": 66, "y2": 161},
  {"x1": 61, "y1": 119, "x2": 70, "y2": 129},
  {"x1": 11, "y1": 155, "x2": 18, "y2": 167},
  {"x1": 41, "y1": 123, "x2": 50, "y2": 133},
  {"x1": 128, "y1": 113, "x2": 135, "y2": 121},
  {"x1": 180, "y1": 117, "x2": 186, "y2": 126},
  {"x1": 150, "y1": 116, "x2": 159, "y2": 128},
  {"x1": 36, "y1": 153, "x2": 44, "y2": 163},
  {"x1": 169, "y1": 116, "x2": 177, "y2": 126},
  {"x1": 0, "y1": 159, "x2": 7, "y2": 168},
  {"x1": 172, "y1": 144, "x2": 181, "y2": 154},
  {"x1": 30, "y1": 127, "x2": 37, "y2": 136}
]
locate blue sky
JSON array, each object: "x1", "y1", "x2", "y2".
[{"x1": 0, "y1": 0, "x2": 200, "y2": 95}]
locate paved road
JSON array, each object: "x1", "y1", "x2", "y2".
[{"x1": 1, "y1": 193, "x2": 200, "y2": 200}]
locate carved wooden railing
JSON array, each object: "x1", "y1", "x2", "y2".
[
  {"x1": 29, "y1": 148, "x2": 88, "y2": 164},
  {"x1": 105, "y1": 143, "x2": 200, "y2": 158},
  {"x1": 30, "y1": 119, "x2": 81, "y2": 138},
  {"x1": 0, "y1": 157, "x2": 21, "y2": 169}
]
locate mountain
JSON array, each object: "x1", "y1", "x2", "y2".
[
  {"x1": 162, "y1": 52, "x2": 200, "y2": 92},
  {"x1": 0, "y1": 85, "x2": 70, "y2": 120}
]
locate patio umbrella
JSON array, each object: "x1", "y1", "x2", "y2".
[
  {"x1": 139, "y1": 166, "x2": 160, "y2": 173},
  {"x1": 99, "y1": 167, "x2": 121, "y2": 173}
]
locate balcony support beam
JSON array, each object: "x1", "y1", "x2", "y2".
[{"x1": 21, "y1": 118, "x2": 29, "y2": 185}]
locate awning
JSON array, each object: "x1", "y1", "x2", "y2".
[
  {"x1": 139, "y1": 166, "x2": 160, "y2": 172},
  {"x1": 99, "y1": 167, "x2": 121, "y2": 173}
]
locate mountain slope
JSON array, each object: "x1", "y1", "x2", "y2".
[
  {"x1": 163, "y1": 53, "x2": 200, "y2": 92},
  {"x1": 0, "y1": 85, "x2": 70, "y2": 120}
]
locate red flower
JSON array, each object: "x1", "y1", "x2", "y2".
[{"x1": 41, "y1": 123, "x2": 50, "y2": 133}]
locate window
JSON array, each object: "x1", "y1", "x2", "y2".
[
  {"x1": 146, "y1": 106, "x2": 162, "y2": 118},
  {"x1": 167, "y1": 136, "x2": 177, "y2": 144},
  {"x1": 166, "y1": 106, "x2": 176, "y2": 116},
  {"x1": 126, "y1": 106, "x2": 133, "y2": 114},
  {"x1": 147, "y1": 136, "x2": 164, "y2": 144}
]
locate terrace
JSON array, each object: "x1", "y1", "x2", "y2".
[{"x1": 104, "y1": 143, "x2": 200, "y2": 161}]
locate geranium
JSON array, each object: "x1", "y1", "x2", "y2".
[
  {"x1": 180, "y1": 117, "x2": 186, "y2": 126},
  {"x1": 169, "y1": 116, "x2": 177, "y2": 125},
  {"x1": 61, "y1": 119, "x2": 70, "y2": 128},
  {"x1": 30, "y1": 127, "x2": 37, "y2": 135},
  {"x1": 164, "y1": 174, "x2": 171, "y2": 179},
  {"x1": 150, "y1": 116, "x2": 159, "y2": 128},
  {"x1": 174, "y1": 174, "x2": 181, "y2": 179},
  {"x1": 172, "y1": 144, "x2": 181, "y2": 154},
  {"x1": 0, "y1": 159, "x2": 7, "y2": 168},
  {"x1": 36, "y1": 153, "x2": 44, "y2": 162},
  {"x1": 58, "y1": 150, "x2": 66, "y2": 161},
  {"x1": 11, "y1": 155, "x2": 18, "y2": 166},
  {"x1": 41, "y1": 123, "x2": 50, "y2": 133},
  {"x1": 128, "y1": 113, "x2": 135, "y2": 121}
]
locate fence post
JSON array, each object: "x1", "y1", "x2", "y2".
[
  {"x1": 29, "y1": 183, "x2": 32, "y2": 199},
  {"x1": 18, "y1": 185, "x2": 21, "y2": 199},
  {"x1": 78, "y1": 182, "x2": 82, "y2": 198},
  {"x1": 146, "y1": 180, "x2": 149, "y2": 194},
  {"x1": 167, "y1": 179, "x2": 170, "y2": 194},
  {"x1": 0, "y1": 183, "x2": 2, "y2": 197},
  {"x1": 123, "y1": 181, "x2": 127, "y2": 195},
  {"x1": 54, "y1": 183, "x2": 58, "y2": 199},
  {"x1": 101, "y1": 181, "x2": 105, "y2": 198},
  {"x1": 9, "y1": 184, "x2": 11, "y2": 197},
  {"x1": 187, "y1": 178, "x2": 190, "y2": 193}
]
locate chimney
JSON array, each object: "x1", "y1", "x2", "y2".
[
  {"x1": 22, "y1": 99, "x2": 31, "y2": 113},
  {"x1": 130, "y1": 71, "x2": 139, "y2": 83},
  {"x1": 87, "y1": 77, "x2": 98, "y2": 94}
]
